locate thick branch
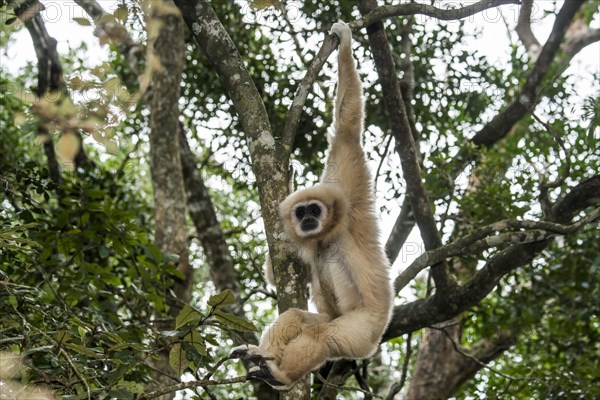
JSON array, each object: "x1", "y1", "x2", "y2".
[
  {"x1": 516, "y1": 0, "x2": 541, "y2": 54},
  {"x1": 551, "y1": 175, "x2": 600, "y2": 223},
  {"x1": 564, "y1": 27, "x2": 600, "y2": 55},
  {"x1": 470, "y1": 0, "x2": 586, "y2": 149},
  {"x1": 406, "y1": 326, "x2": 517, "y2": 400},
  {"x1": 384, "y1": 174, "x2": 600, "y2": 340},
  {"x1": 358, "y1": 0, "x2": 456, "y2": 294},
  {"x1": 355, "y1": 0, "x2": 521, "y2": 29},
  {"x1": 394, "y1": 208, "x2": 599, "y2": 293},
  {"x1": 173, "y1": 0, "x2": 308, "y2": 330},
  {"x1": 147, "y1": 0, "x2": 190, "y2": 306}
]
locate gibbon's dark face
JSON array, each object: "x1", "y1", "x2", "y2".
[
  {"x1": 279, "y1": 184, "x2": 349, "y2": 243},
  {"x1": 291, "y1": 200, "x2": 327, "y2": 237}
]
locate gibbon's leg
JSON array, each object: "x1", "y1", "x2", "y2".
[
  {"x1": 274, "y1": 309, "x2": 382, "y2": 382},
  {"x1": 230, "y1": 309, "x2": 333, "y2": 388}
]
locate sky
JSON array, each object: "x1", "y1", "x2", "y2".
[{"x1": 2, "y1": 0, "x2": 599, "y2": 284}]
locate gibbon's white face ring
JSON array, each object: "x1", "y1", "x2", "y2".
[{"x1": 291, "y1": 200, "x2": 328, "y2": 237}]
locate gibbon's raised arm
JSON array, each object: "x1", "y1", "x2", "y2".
[{"x1": 230, "y1": 21, "x2": 393, "y2": 390}]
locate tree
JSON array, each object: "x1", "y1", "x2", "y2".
[{"x1": 0, "y1": 0, "x2": 598, "y2": 399}]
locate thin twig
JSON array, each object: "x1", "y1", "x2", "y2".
[
  {"x1": 139, "y1": 376, "x2": 248, "y2": 399},
  {"x1": 59, "y1": 348, "x2": 92, "y2": 400},
  {"x1": 385, "y1": 332, "x2": 412, "y2": 400},
  {"x1": 203, "y1": 355, "x2": 232, "y2": 381},
  {"x1": 374, "y1": 133, "x2": 393, "y2": 192}
]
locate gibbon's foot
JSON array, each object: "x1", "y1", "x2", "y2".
[
  {"x1": 247, "y1": 364, "x2": 287, "y2": 390},
  {"x1": 229, "y1": 344, "x2": 267, "y2": 364},
  {"x1": 330, "y1": 20, "x2": 351, "y2": 45},
  {"x1": 229, "y1": 345, "x2": 270, "y2": 365},
  {"x1": 229, "y1": 344, "x2": 250, "y2": 359}
]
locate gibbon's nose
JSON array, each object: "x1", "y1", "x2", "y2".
[{"x1": 301, "y1": 217, "x2": 319, "y2": 232}]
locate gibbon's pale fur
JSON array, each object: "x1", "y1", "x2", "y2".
[{"x1": 231, "y1": 21, "x2": 393, "y2": 390}]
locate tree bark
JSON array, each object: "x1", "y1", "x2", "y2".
[
  {"x1": 146, "y1": 1, "x2": 191, "y2": 397},
  {"x1": 405, "y1": 323, "x2": 515, "y2": 400}
]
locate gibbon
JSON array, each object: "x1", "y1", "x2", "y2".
[{"x1": 231, "y1": 21, "x2": 393, "y2": 390}]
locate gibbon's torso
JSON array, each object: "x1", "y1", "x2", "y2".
[{"x1": 300, "y1": 210, "x2": 391, "y2": 322}]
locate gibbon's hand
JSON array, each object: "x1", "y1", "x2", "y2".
[{"x1": 330, "y1": 20, "x2": 352, "y2": 46}]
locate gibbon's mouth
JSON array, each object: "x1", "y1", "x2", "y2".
[{"x1": 301, "y1": 217, "x2": 319, "y2": 232}]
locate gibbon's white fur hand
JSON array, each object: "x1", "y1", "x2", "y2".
[{"x1": 230, "y1": 20, "x2": 393, "y2": 390}]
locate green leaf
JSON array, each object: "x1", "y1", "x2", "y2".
[
  {"x1": 73, "y1": 17, "x2": 91, "y2": 26},
  {"x1": 183, "y1": 330, "x2": 207, "y2": 356},
  {"x1": 175, "y1": 305, "x2": 202, "y2": 329},
  {"x1": 100, "y1": 331, "x2": 123, "y2": 344},
  {"x1": 99, "y1": 245, "x2": 110, "y2": 259},
  {"x1": 65, "y1": 343, "x2": 102, "y2": 358},
  {"x1": 55, "y1": 330, "x2": 71, "y2": 346},
  {"x1": 169, "y1": 343, "x2": 189, "y2": 375},
  {"x1": 113, "y1": 6, "x2": 129, "y2": 22},
  {"x1": 207, "y1": 289, "x2": 235, "y2": 308},
  {"x1": 107, "y1": 342, "x2": 133, "y2": 353},
  {"x1": 213, "y1": 309, "x2": 257, "y2": 332},
  {"x1": 107, "y1": 364, "x2": 129, "y2": 386}
]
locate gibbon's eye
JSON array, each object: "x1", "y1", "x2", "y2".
[
  {"x1": 295, "y1": 206, "x2": 306, "y2": 220},
  {"x1": 308, "y1": 203, "x2": 321, "y2": 217}
]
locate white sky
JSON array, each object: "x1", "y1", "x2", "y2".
[{"x1": 2, "y1": 1, "x2": 599, "y2": 289}]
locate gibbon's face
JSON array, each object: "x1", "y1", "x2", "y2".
[
  {"x1": 291, "y1": 200, "x2": 327, "y2": 237},
  {"x1": 279, "y1": 185, "x2": 349, "y2": 243}
]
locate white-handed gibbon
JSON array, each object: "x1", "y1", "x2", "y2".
[{"x1": 231, "y1": 21, "x2": 393, "y2": 390}]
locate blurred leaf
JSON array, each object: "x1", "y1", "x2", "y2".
[
  {"x1": 175, "y1": 305, "x2": 202, "y2": 329},
  {"x1": 207, "y1": 289, "x2": 234, "y2": 308}
]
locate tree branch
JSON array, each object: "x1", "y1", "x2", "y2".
[
  {"x1": 16, "y1": 0, "x2": 96, "y2": 181},
  {"x1": 179, "y1": 127, "x2": 279, "y2": 400},
  {"x1": 394, "y1": 207, "x2": 599, "y2": 293},
  {"x1": 385, "y1": 196, "x2": 415, "y2": 264},
  {"x1": 516, "y1": 0, "x2": 541, "y2": 56},
  {"x1": 281, "y1": 34, "x2": 338, "y2": 149},
  {"x1": 140, "y1": 375, "x2": 248, "y2": 400},
  {"x1": 564, "y1": 27, "x2": 600, "y2": 55},
  {"x1": 384, "y1": 174, "x2": 600, "y2": 340},
  {"x1": 173, "y1": 0, "x2": 309, "y2": 319},
  {"x1": 355, "y1": 0, "x2": 521, "y2": 29},
  {"x1": 470, "y1": 0, "x2": 586, "y2": 149},
  {"x1": 147, "y1": 0, "x2": 190, "y2": 306}
]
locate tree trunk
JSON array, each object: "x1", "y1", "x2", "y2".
[{"x1": 147, "y1": 1, "x2": 191, "y2": 398}]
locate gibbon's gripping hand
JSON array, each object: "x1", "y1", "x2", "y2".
[
  {"x1": 330, "y1": 20, "x2": 352, "y2": 47},
  {"x1": 229, "y1": 345, "x2": 285, "y2": 388}
]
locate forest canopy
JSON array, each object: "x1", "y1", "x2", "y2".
[{"x1": 0, "y1": 0, "x2": 599, "y2": 399}]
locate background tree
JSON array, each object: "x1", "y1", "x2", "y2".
[{"x1": 0, "y1": 0, "x2": 598, "y2": 399}]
